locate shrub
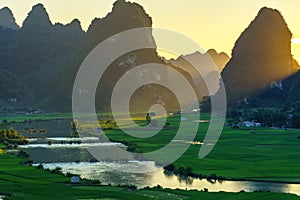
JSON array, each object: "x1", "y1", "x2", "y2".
[
  {"x1": 164, "y1": 163, "x2": 175, "y2": 172},
  {"x1": 18, "y1": 150, "x2": 29, "y2": 158},
  {"x1": 183, "y1": 166, "x2": 193, "y2": 176},
  {"x1": 37, "y1": 164, "x2": 44, "y2": 169}
]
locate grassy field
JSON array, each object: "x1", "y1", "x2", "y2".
[
  {"x1": 0, "y1": 150, "x2": 299, "y2": 200},
  {"x1": 2, "y1": 112, "x2": 300, "y2": 182},
  {"x1": 102, "y1": 113, "x2": 300, "y2": 182},
  {"x1": 0, "y1": 113, "x2": 73, "y2": 123}
]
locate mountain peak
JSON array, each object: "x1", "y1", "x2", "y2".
[
  {"x1": 66, "y1": 19, "x2": 83, "y2": 32},
  {"x1": 87, "y1": 0, "x2": 153, "y2": 49},
  {"x1": 0, "y1": 7, "x2": 19, "y2": 30},
  {"x1": 22, "y1": 4, "x2": 52, "y2": 30},
  {"x1": 222, "y1": 7, "x2": 296, "y2": 105},
  {"x1": 257, "y1": 6, "x2": 291, "y2": 34}
]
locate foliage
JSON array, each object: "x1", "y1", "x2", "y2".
[
  {"x1": 0, "y1": 123, "x2": 29, "y2": 146},
  {"x1": 227, "y1": 108, "x2": 287, "y2": 127},
  {"x1": 17, "y1": 150, "x2": 29, "y2": 158},
  {"x1": 70, "y1": 119, "x2": 79, "y2": 137},
  {"x1": 1, "y1": 150, "x2": 298, "y2": 199},
  {"x1": 164, "y1": 164, "x2": 175, "y2": 172},
  {"x1": 290, "y1": 112, "x2": 300, "y2": 128}
]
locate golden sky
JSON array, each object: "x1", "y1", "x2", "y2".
[{"x1": 0, "y1": 0, "x2": 300, "y2": 61}]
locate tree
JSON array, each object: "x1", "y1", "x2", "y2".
[
  {"x1": 146, "y1": 113, "x2": 151, "y2": 125},
  {"x1": 291, "y1": 112, "x2": 300, "y2": 128},
  {"x1": 70, "y1": 119, "x2": 79, "y2": 138},
  {"x1": 8, "y1": 127, "x2": 17, "y2": 138},
  {"x1": 1, "y1": 119, "x2": 8, "y2": 129},
  {"x1": 164, "y1": 163, "x2": 175, "y2": 172},
  {"x1": 183, "y1": 167, "x2": 193, "y2": 176}
]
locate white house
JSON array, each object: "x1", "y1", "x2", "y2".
[
  {"x1": 242, "y1": 121, "x2": 261, "y2": 127},
  {"x1": 71, "y1": 176, "x2": 80, "y2": 184},
  {"x1": 8, "y1": 98, "x2": 17, "y2": 103}
]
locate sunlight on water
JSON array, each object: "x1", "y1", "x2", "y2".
[
  {"x1": 39, "y1": 162, "x2": 300, "y2": 195},
  {"x1": 19, "y1": 142, "x2": 126, "y2": 149}
]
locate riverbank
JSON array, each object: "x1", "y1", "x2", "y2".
[
  {"x1": 102, "y1": 114, "x2": 300, "y2": 183},
  {"x1": 2, "y1": 113, "x2": 300, "y2": 196},
  {"x1": 165, "y1": 166, "x2": 300, "y2": 186},
  {"x1": 0, "y1": 147, "x2": 299, "y2": 199}
]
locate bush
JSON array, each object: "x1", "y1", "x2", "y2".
[
  {"x1": 164, "y1": 163, "x2": 175, "y2": 172},
  {"x1": 91, "y1": 180, "x2": 101, "y2": 184},
  {"x1": 208, "y1": 173, "x2": 217, "y2": 180},
  {"x1": 183, "y1": 167, "x2": 193, "y2": 176},
  {"x1": 37, "y1": 164, "x2": 44, "y2": 169},
  {"x1": 66, "y1": 172, "x2": 74, "y2": 177},
  {"x1": 155, "y1": 184, "x2": 162, "y2": 189},
  {"x1": 126, "y1": 185, "x2": 137, "y2": 190},
  {"x1": 51, "y1": 167, "x2": 62, "y2": 174},
  {"x1": 18, "y1": 150, "x2": 29, "y2": 158},
  {"x1": 174, "y1": 166, "x2": 184, "y2": 175}
]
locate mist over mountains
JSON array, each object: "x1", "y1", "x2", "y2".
[
  {"x1": 0, "y1": 0, "x2": 299, "y2": 113},
  {"x1": 0, "y1": 1, "x2": 201, "y2": 112},
  {"x1": 169, "y1": 49, "x2": 229, "y2": 96},
  {"x1": 220, "y1": 7, "x2": 299, "y2": 107}
]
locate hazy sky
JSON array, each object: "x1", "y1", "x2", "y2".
[{"x1": 1, "y1": 0, "x2": 300, "y2": 61}]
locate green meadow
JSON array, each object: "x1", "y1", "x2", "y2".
[
  {"x1": 3, "y1": 112, "x2": 300, "y2": 182},
  {"x1": 1, "y1": 112, "x2": 300, "y2": 199},
  {"x1": 103, "y1": 113, "x2": 300, "y2": 182},
  {"x1": 0, "y1": 151, "x2": 299, "y2": 200}
]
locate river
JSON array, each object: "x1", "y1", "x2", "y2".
[{"x1": 16, "y1": 119, "x2": 300, "y2": 196}]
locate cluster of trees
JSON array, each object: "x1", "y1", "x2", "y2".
[
  {"x1": 243, "y1": 108, "x2": 286, "y2": 127},
  {"x1": 0, "y1": 127, "x2": 29, "y2": 146},
  {"x1": 164, "y1": 164, "x2": 227, "y2": 184},
  {"x1": 227, "y1": 107, "x2": 300, "y2": 128},
  {"x1": 164, "y1": 164, "x2": 193, "y2": 177},
  {"x1": 0, "y1": 120, "x2": 29, "y2": 146}
]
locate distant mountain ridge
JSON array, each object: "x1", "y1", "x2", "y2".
[
  {"x1": 169, "y1": 49, "x2": 229, "y2": 79},
  {"x1": 168, "y1": 49, "x2": 229, "y2": 96},
  {"x1": 1, "y1": 2, "x2": 299, "y2": 113},
  {"x1": 0, "y1": 0, "x2": 201, "y2": 112}
]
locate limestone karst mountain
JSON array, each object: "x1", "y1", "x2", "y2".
[
  {"x1": 0, "y1": 0, "x2": 200, "y2": 112},
  {"x1": 170, "y1": 49, "x2": 229, "y2": 80},
  {"x1": 221, "y1": 7, "x2": 299, "y2": 106},
  {"x1": 0, "y1": 7, "x2": 19, "y2": 30},
  {"x1": 169, "y1": 49, "x2": 229, "y2": 96}
]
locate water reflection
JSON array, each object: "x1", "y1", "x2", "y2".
[
  {"x1": 40, "y1": 162, "x2": 300, "y2": 196},
  {"x1": 18, "y1": 120, "x2": 300, "y2": 196}
]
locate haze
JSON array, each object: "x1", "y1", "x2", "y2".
[{"x1": 1, "y1": 0, "x2": 299, "y2": 61}]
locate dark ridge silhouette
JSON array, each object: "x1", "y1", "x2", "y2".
[
  {"x1": 22, "y1": 4, "x2": 52, "y2": 31},
  {"x1": 221, "y1": 7, "x2": 299, "y2": 106},
  {"x1": 50, "y1": 0, "x2": 201, "y2": 112},
  {"x1": 238, "y1": 60, "x2": 300, "y2": 109},
  {"x1": 86, "y1": 0, "x2": 153, "y2": 51},
  {"x1": 207, "y1": 49, "x2": 230, "y2": 72},
  {"x1": 0, "y1": 7, "x2": 19, "y2": 30},
  {"x1": 170, "y1": 49, "x2": 229, "y2": 78},
  {"x1": 168, "y1": 49, "x2": 229, "y2": 96},
  {"x1": 0, "y1": 0, "x2": 201, "y2": 112},
  {"x1": 0, "y1": 3, "x2": 85, "y2": 108}
]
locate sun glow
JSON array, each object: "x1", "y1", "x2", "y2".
[
  {"x1": 291, "y1": 38, "x2": 300, "y2": 62},
  {"x1": 292, "y1": 38, "x2": 300, "y2": 45}
]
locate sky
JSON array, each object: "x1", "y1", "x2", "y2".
[{"x1": 0, "y1": 0, "x2": 300, "y2": 61}]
